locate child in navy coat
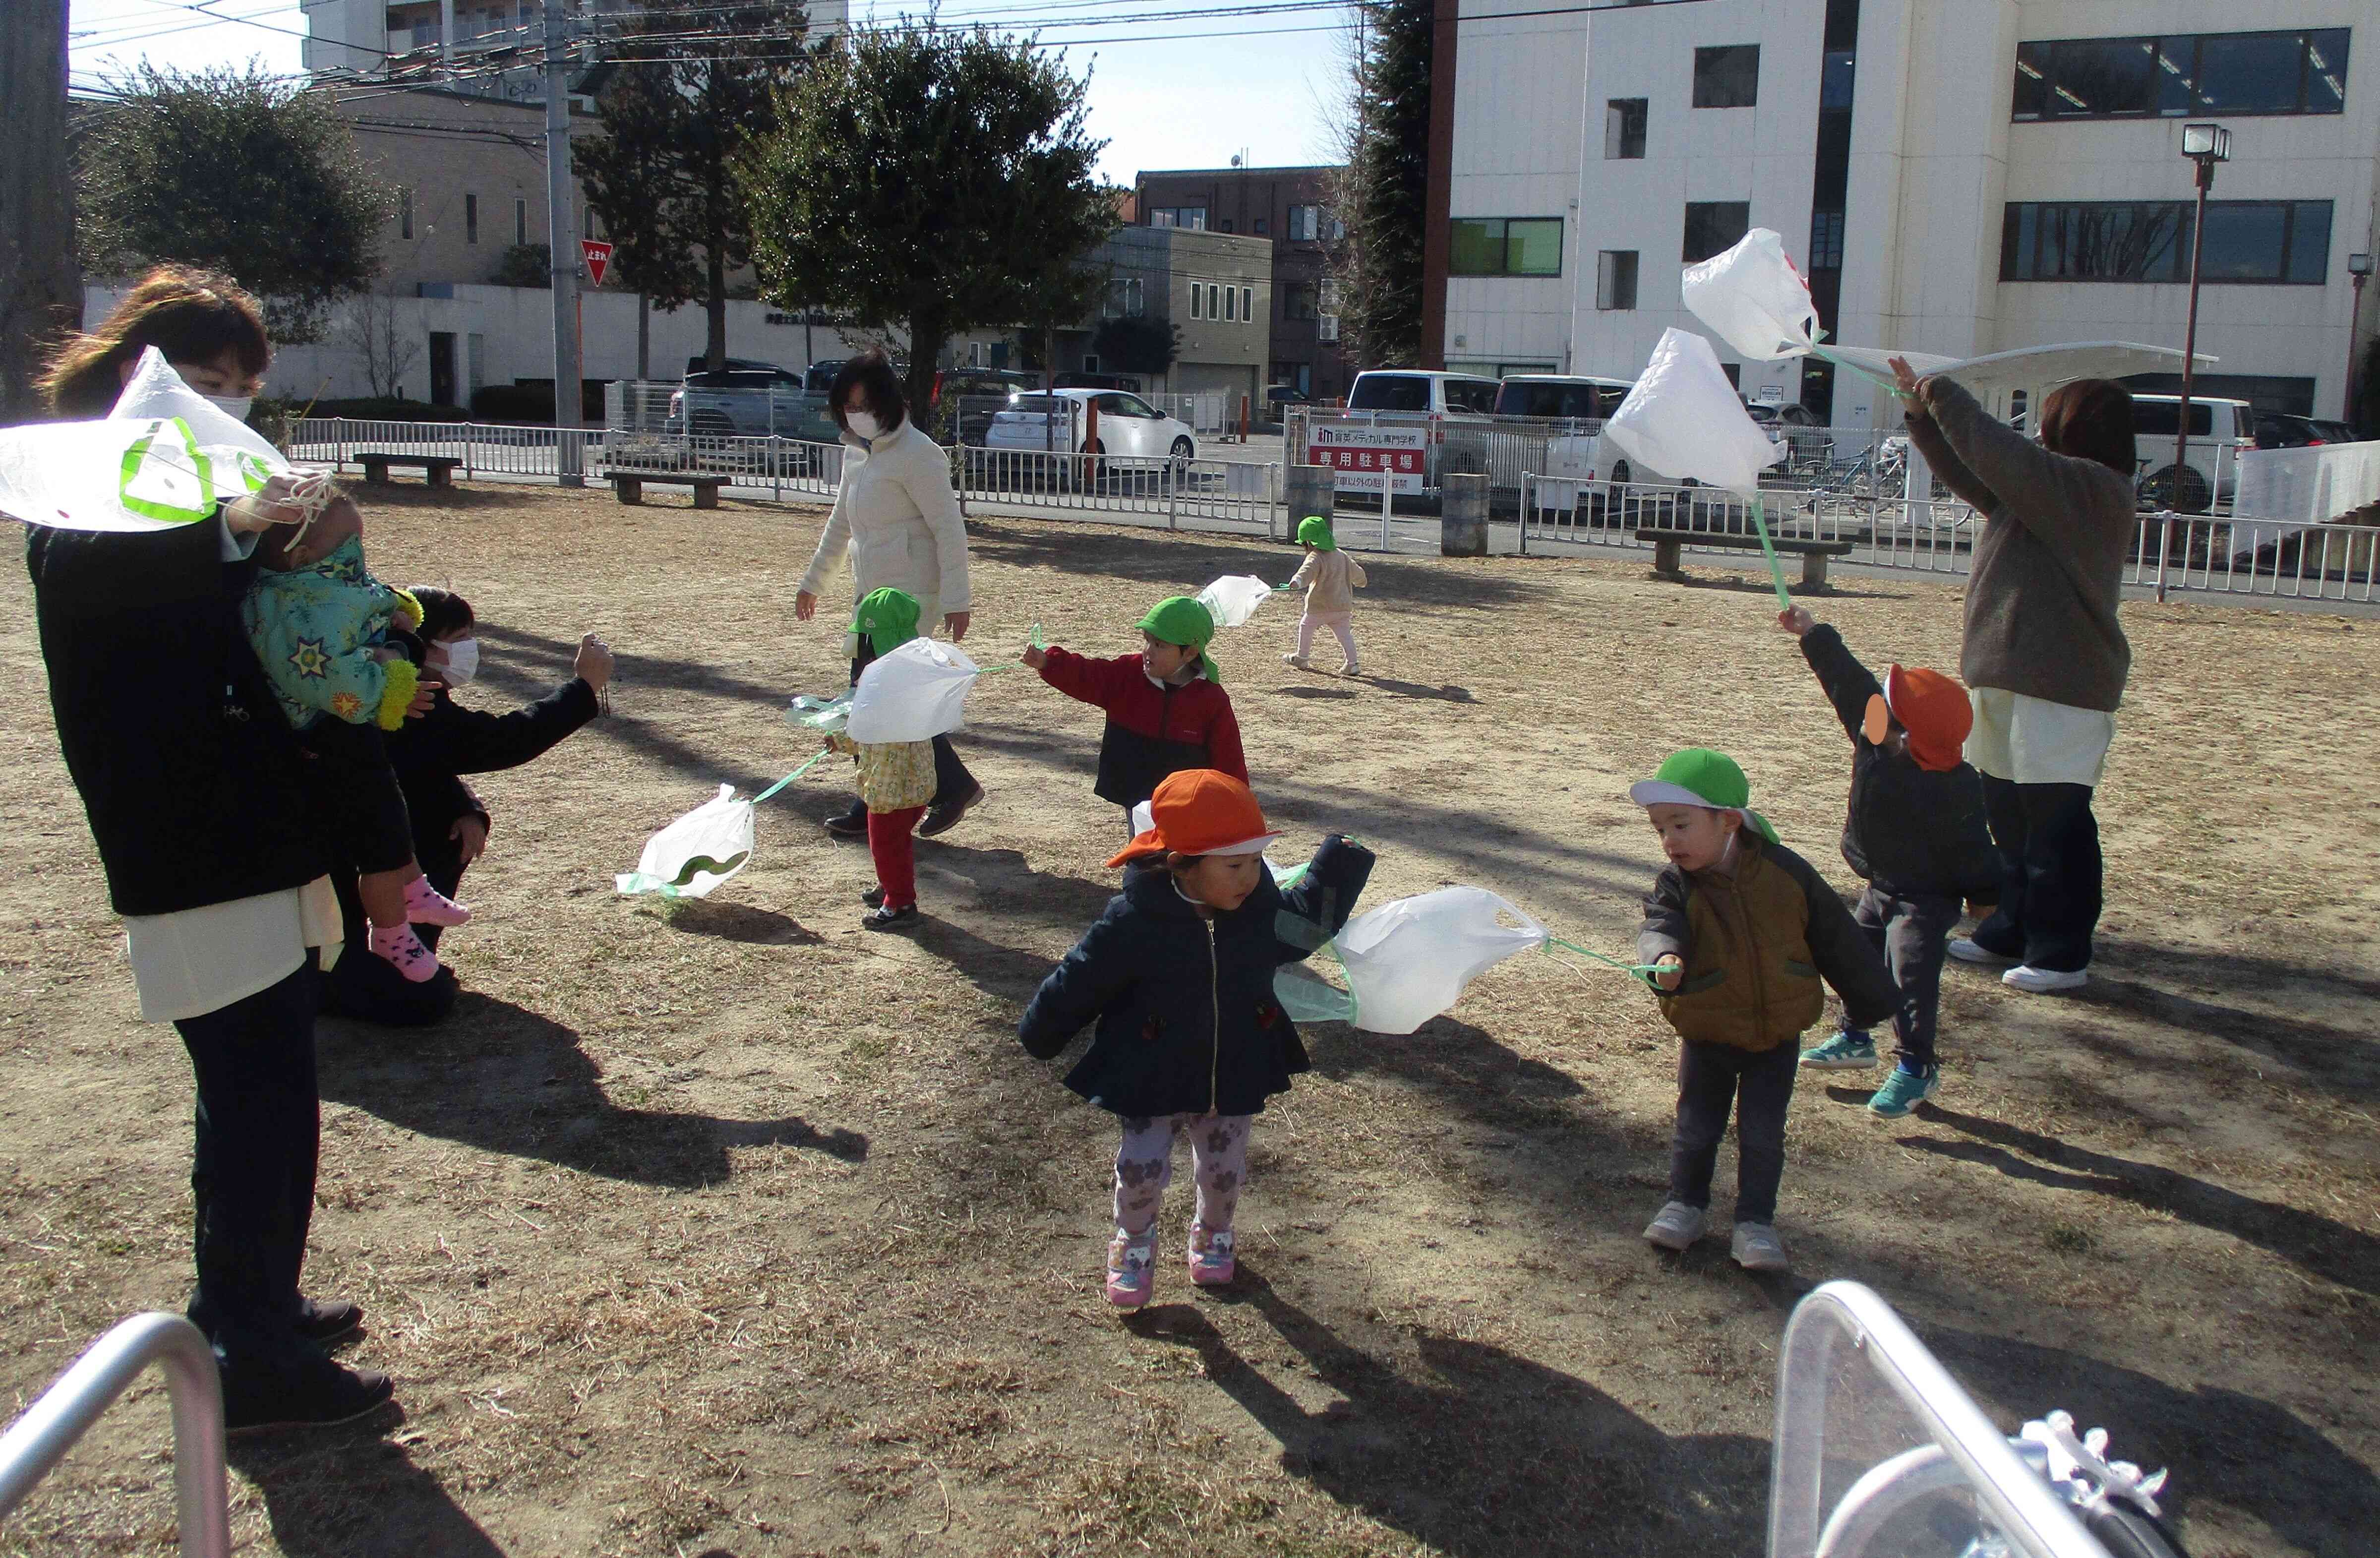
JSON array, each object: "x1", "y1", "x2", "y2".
[{"x1": 1019, "y1": 770, "x2": 1372, "y2": 1309}]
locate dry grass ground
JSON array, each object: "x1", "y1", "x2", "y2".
[{"x1": 2, "y1": 485, "x2": 2377, "y2": 1558}]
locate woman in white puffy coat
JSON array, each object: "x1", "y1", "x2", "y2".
[{"x1": 794, "y1": 350, "x2": 985, "y2": 839}]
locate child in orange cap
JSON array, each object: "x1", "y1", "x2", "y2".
[
  {"x1": 1779, "y1": 607, "x2": 2002, "y2": 1117},
  {"x1": 1017, "y1": 771, "x2": 1372, "y2": 1310}
]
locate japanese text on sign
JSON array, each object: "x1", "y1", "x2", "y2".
[{"x1": 1308, "y1": 424, "x2": 1427, "y2": 495}]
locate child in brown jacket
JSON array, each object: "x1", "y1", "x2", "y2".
[
  {"x1": 1281, "y1": 515, "x2": 1368, "y2": 676},
  {"x1": 1631, "y1": 748, "x2": 1896, "y2": 1272}
]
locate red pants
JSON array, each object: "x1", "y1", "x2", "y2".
[{"x1": 867, "y1": 805, "x2": 926, "y2": 909}]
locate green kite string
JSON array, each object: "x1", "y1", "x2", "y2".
[
  {"x1": 1808, "y1": 344, "x2": 1901, "y2": 394},
  {"x1": 750, "y1": 746, "x2": 832, "y2": 805},
  {"x1": 1544, "y1": 936, "x2": 1666, "y2": 991},
  {"x1": 1747, "y1": 496, "x2": 1793, "y2": 612}
]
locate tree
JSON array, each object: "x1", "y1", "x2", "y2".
[
  {"x1": 578, "y1": 0, "x2": 808, "y2": 374},
  {"x1": 340, "y1": 288, "x2": 421, "y2": 400},
  {"x1": 1092, "y1": 313, "x2": 1179, "y2": 378},
  {"x1": 1330, "y1": 0, "x2": 1431, "y2": 369},
  {"x1": 75, "y1": 63, "x2": 387, "y2": 342},
  {"x1": 490, "y1": 243, "x2": 552, "y2": 289},
  {"x1": 0, "y1": 0, "x2": 79, "y2": 419},
  {"x1": 737, "y1": 24, "x2": 1117, "y2": 413}
]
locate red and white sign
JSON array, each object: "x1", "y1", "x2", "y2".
[
  {"x1": 1308, "y1": 423, "x2": 1427, "y2": 494},
  {"x1": 580, "y1": 239, "x2": 614, "y2": 287}
]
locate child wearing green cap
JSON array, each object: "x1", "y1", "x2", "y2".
[
  {"x1": 826, "y1": 588, "x2": 937, "y2": 930},
  {"x1": 1282, "y1": 515, "x2": 1367, "y2": 675},
  {"x1": 1021, "y1": 596, "x2": 1248, "y2": 830},
  {"x1": 1629, "y1": 748, "x2": 1896, "y2": 1272}
]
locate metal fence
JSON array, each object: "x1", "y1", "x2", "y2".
[
  {"x1": 954, "y1": 445, "x2": 1279, "y2": 533},
  {"x1": 1518, "y1": 474, "x2": 2380, "y2": 602},
  {"x1": 1153, "y1": 392, "x2": 1230, "y2": 434}
]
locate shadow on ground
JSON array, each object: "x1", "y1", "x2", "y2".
[{"x1": 230, "y1": 1424, "x2": 505, "y2": 1557}]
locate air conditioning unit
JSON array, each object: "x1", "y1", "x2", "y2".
[{"x1": 1316, "y1": 314, "x2": 1340, "y2": 343}]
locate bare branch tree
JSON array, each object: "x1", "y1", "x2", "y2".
[{"x1": 340, "y1": 289, "x2": 421, "y2": 400}]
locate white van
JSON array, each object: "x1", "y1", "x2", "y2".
[
  {"x1": 1341, "y1": 370, "x2": 1502, "y2": 489},
  {"x1": 2130, "y1": 395, "x2": 2255, "y2": 511}
]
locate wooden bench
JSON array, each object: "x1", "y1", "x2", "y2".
[
  {"x1": 358, "y1": 453, "x2": 461, "y2": 488},
  {"x1": 610, "y1": 472, "x2": 725, "y2": 509},
  {"x1": 1635, "y1": 527, "x2": 1855, "y2": 592}
]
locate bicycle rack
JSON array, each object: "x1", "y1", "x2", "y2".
[{"x1": 0, "y1": 1313, "x2": 231, "y2": 1558}]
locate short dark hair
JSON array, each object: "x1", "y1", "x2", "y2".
[
  {"x1": 2039, "y1": 379, "x2": 2136, "y2": 479},
  {"x1": 829, "y1": 349, "x2": 907, "y2": 437},
  {"x1": 407, "y1": 586, "x2": 477, "y2": 642},
  {"x1": 41, "y1": 265, "x2": 272, "y2": 417}
]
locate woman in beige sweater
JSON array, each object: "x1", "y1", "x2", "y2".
[
  {"x1": 1281, "y1": 514, "x2": 1368, "y2": 675},
  {"x1": 794, "y1": 351, "x2": 984, "y2": 838}
]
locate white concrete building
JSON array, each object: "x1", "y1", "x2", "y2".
[
  {"x1": 1439, "y1": 0, "x2": 2379, "y2": 427},
  {"x1": 300, "y1": 0, "x2": 846, "y2": 96}
]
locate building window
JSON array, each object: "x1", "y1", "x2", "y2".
[
  {"x1": 515, "y1": 197, "x2": 527, "y2": 246},
  {"x1": 399, "y1": 187, "x2": 413, "y2": 240},
  {"x1": 1224, "y1": 285, "x2": 1236, "y2": 321},
  {"x1": 1682, "y1": 201, "x2": 1750, "y2": 263},
  {"x1": 1208, "y1": 283, "x2": 1220, "y2": 319},
  {"x1": 2013, "y1": 29, "x2": 2349, "y2": 121},
  {"x1": 1103, "y1": 277, "x2": 1144, "y2": 318},
  {"x1": 2000, "y1": 198, "x2": 2332, "y2": 284},
  {"x1": 1809, "y1": 211, "x2": 1844, "y2": 270},
  {"x1": 1243, "y1": 286, "x2": 1254, "y2": 322},
  {"x1": 1190, "y1": 283, "x2": 1202, "y2": 320},
  {"x1": 1253, "y1": 216, "x2": 1268, "y2": 236},
  {"x1": 1605, "y1": 98, "x2": 1647, "y2": 159},
  {"x1": 1448, "y1": 217, "x2": 1564, "y2": 277},
  {"x1": 1693, "y1": 45, "x2": 1760, "y2": 108},
  {"x1": 1596, "y1": 249, "x2": 1639, "y2": 310},
  {"x1": 1282, "y1": 282, "x2": 1318, "y2": 320},
  {"x1": 465, "y1": 192, "x2": 478, "y2": 245},
  {"x1": 1218, "y1": 218, "x2": 1235, "y2": 233},
  {"x1": 1287, "y1": 204, "x2": 1340, "y2": 241},
  {"x1": 1151, "y1": 206, "x2": 1208, "y2": 230},
  {"x1": 584, "y1": 206, "x2": 596, "y2": 240}
]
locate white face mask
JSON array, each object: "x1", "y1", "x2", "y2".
[
  {"x1": 204, "y1": 394, "x2": 253, "y2": 423},
  {"x1": 846, "y1": 411, "x2": 883, "y2": 441},
  {"x1": 438, "y1": 636, "x2": 479, "y2": 685}
]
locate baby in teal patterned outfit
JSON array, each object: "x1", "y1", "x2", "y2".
[{"x1": 242, "y1": 484, "x2": 470, "y2": 981}]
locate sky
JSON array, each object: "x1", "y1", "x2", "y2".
[{"x1": 65, "y1": 0, "x2": 1355, "y2": 186}]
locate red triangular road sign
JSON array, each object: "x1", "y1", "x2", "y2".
[{"x1": 581, "y1": 239, "x2": 613, "y2": 287}]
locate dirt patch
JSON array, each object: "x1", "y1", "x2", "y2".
[{"x1": 2, "y1": 485, "x2": 2376, "y2": 1557}]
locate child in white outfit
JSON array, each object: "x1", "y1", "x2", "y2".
[{"x1": 1281, "y1": 515, "x2": 1367, "y2": 675}]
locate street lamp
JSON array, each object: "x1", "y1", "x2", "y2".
[
  {"x1": 2350, "y1": 251, "x2": 2375, "y2": 431},
  {"x1": 2162, "y1": 121, "x2": 2229, "y2": 600}
]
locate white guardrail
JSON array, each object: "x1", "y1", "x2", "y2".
[{"x1": 0, "y1": 1313, "x2": 230, "y2": 1558}]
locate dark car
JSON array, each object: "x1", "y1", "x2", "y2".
[
  {"x1": 2256, "y1": 412, "x2": 2330, "y2": 449},
  {"x1": 933, "y1": 367, "x2": 1039, "y2": 446},
  {"x1": 1053, "y1": 371, "x2": 1144, "y2": 393}
]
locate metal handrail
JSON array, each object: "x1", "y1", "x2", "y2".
[
  {"x1": 1770, "y1": 1281, "x2": 2106, "y2": 1558},
  {"x1": 0, "y1": 1313, "x2": 230, "y2": 1558}
]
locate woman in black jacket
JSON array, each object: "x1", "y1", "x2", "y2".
[
  {"x1": 323, "y1": 588, "x2": 613, "y2": 1023},
  {"x1": 25, "y1": 267, "x2": 393, "y2": 1432}
]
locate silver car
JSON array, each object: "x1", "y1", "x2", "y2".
[{"x1": 985, "y1": 390, "x2": 1197, "y2": 465}]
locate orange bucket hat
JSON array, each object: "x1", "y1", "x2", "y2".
[
  {"x1": 1862, "y1": 665, "x2": 1972, "y2": 772},
  {"x1": 1107, "y1": 770, "x2": 1281, "y2": 868}
]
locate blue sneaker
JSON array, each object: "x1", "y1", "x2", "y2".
[
  {"x1": 1868, "y1": 1064, "x2": 1940, "y2": 1119},
  {"x1": 1800, "y1": 1030, "x2": 1878, "y2": 1071}
]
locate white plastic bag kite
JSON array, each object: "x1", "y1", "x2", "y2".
[
  {"x1": 1603, "y1": 328, "x2": 1783, "y2": 495},
  {"x1": 786, "y1": 693, "x2": 851, "y2": 735},
  {"x1": 1195, "y1": 574, "x2": 1277, "y2": 630},
  {"x1": 0, "y1": 348, "x2": 289, "y2": 532},
  {"x1": 1682, "y1": 229, "x2": 1821, "y2": 362},
  {"x1": 845, "y1": 638, "x2": 984, "y2": 742},
  {"x1": 1281, "y1": 887, "x2": 1550, "y2": 1035},
  {"x1": 616, "y1": 784, "x2": 755, "y2": 899}
]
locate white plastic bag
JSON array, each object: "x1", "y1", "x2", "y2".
[
  {"x1": 1327, "y1": 887, "x2": 1547, "y2": 1035},
  {"x1": 846, "y1": 638, "x2": 981, "y2": 742},
  {"x1": 1603, "y1": 328, "x2": 1783, "y2": 494},
  {"x1": 1682, "y1": 229, "x2": 1821, "y2": 362},
  {"x1": 616, "y1": 784, "x2": 755, "y2": 899},
  {"x1": 0, "y1": 348, "x2": 290, "y2": 532},
  {"x1": 1195, "y1": 574, "x2": 1276, "y2": 630}
]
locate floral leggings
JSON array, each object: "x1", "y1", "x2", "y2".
[{"x1": 1113, "y1": 1112, "x2": 1252, "y2": 1238}]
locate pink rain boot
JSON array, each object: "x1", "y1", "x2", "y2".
[
  {"x1": 403, "y1": 875, "x2": 471, "y2": 927},
  {"x1": 369, "y1": 923, "x2": 442, "y2": 983}
]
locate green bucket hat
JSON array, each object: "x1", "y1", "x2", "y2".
[
  {"x1": 1135, "y1": 595, "x2": 1219, "y2": 683},
  {"x1": 1628, "y1": 747, "x2": 1779, "y2": 844},
  {"x1": 1297, "y1": 514, "x2": 1338, "y2": 550},
  {"x1": 851, "y1": 586, "x2": 922, "y2": 660}
]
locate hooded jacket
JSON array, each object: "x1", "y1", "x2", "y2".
[{"x1": 1018, "y1": 835, "x2": 1374, "y2": 1117}]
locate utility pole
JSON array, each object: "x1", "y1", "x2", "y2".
[
  {"x1": 545, "y1": 0, "x2": 586, "y2": 484},
  {"x1": 0, "y1": 0, "x2": 79, "y2": 419}
]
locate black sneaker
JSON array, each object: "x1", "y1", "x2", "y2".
[
  {"x1": 861, "y1": 885, "x2": 886, "y2": 907},
  {"x1": 222, "y1": 1355, "x2": 395, "y2": 1437},
  {"x1": 860, "y1": 903, "x2": 920, "y2": 932},
  {"x1": 296, "y1": 1298, "x2": 363, "y2": 1346},
  {"x1": 918, "y1": 783, "x2": 985, "y2": 839},
  {"x1": 823, "y1": 809, "x2": 868, "y2": 839}
]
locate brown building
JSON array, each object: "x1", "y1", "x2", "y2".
[{"x1": 1133, "y1": 164, "x2": 1349, "y2": 403}]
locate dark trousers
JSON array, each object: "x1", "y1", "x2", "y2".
[
  {"x1": 1849, "y1": 885, "x2": 1962, "y2": 1070},
  {"x1": 301, "y1": 719, "x2": 415, "y2": 875},
  {"x1": 1972, "y1": 777, "x2": 2102, "y2": 972},
  {"x1": 411, "y1": 817, "x2": 470, "y2": 954},
  {"x1": 1668, "y1": 1038, "x2": 1798, "y2": 1226},
  {"x1": 837, "y1": 650, "x2": 977, "y2": 818},
  {"x1": 175, "y1": 965, "x2": 321, "y2": 1369}
]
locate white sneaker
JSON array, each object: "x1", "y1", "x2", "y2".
[
  {"x1": 1948, "y1": 937, "x2": 2016, "y2": 965},
  {"x1": 1341, "y1": 661, "x2": 1363, "y2": 676},
  {"x1": 1281, "y1": 653, "x2": 1310, "y2": 669},
  {"x1": 1643, "y1": 1200, "x2": 1706, "y2": 1251},
  {"x1": 2004, "y1": 964, "x2": 2088, "y2": 994},
  {"x1": 1730, "y1": 1222, "x2": 1791, "y2": 1272}
]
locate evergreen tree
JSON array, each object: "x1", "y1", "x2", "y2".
[
  {"x1": 578, "y1": 0, "x2": 808, "y2": 373},
  {"x1": 1336, "y1": 0, "x2": 1431, "y2": 369},
  {"x1": 736, "y1": 24, "x2": 1115, "y2": 413}
]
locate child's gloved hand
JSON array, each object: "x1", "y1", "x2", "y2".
[
  {"x1": 1652, "y1": 954, "x2": 1684, "y2": 991},
  {"x1": 1020, "y1": 644, "x2": 1048, "y2": 670},
  {"x1": 1777, "y1": 606, "x2": 1817, "y2": 637}
]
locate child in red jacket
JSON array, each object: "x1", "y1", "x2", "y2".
[{"x1": 1022, "y1": 596, "x2": 1248, "y2": 830}]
